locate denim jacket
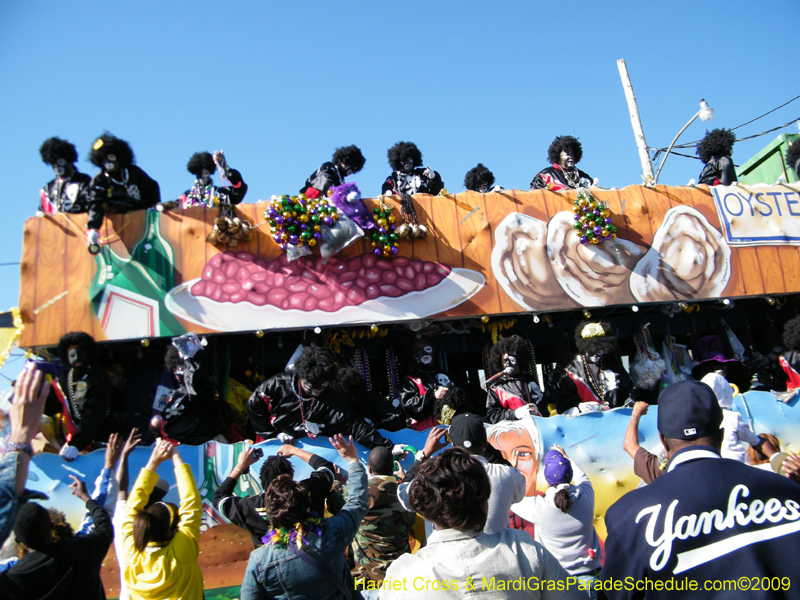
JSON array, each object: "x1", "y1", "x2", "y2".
[{"x1": 240, "y1": 460, "x2": 368, "y2": 600}]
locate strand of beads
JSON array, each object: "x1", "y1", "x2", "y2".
[
  {"x1": 572, "y1": 192, "x2": 617, "y2": 245},
  {"x1": 370, "y1": 202, "x2": 400, "y2": 257},
  {"x1": 265, "y1": 194, "x2": 338, "y2": 252}
]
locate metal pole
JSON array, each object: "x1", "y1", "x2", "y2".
[
  {"x1": 617, "y1": 59, "x2": 655, "y2": 185},
  {"x1": 653, "y1": 110, "x2": 701, "y2": 185}
]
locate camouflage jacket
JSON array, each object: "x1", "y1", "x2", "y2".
[{"x1": 347, "y1": 475, "x2": 416, "y2": 582}]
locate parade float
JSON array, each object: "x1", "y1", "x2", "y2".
[{"x1": 13, "y1": 181, "x2": 800, "y2": 598}]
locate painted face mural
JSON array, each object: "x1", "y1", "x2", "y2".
[{"x1": 487, "y1": 419, "x2": 543, "y2": 497}]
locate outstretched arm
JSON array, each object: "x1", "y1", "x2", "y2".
[
  {"x1": 623, "y1": 402, "x2": 649, "y2": 459},
  {"x1": 116, "y1": 428, "x2": 142, "y2": 502}
]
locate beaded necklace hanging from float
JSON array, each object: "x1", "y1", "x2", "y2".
[
  {"x1": 580, "y1": 355, "x2": 606, "y2": 402},
  {"x1": 354, "y1": 348, "x2": 372, "y2": 392},
  {"x1": 262, "y1": 516, "x2": 323, "y2": 549},
  {"x1": 267, "y1": 194, "x2": 336, "y2": 252},
  {"x1": 369, "y1": 201, "x2": 401, "y2": 257},
  {"x1": 385, "y1": 347, "x2": 400, "y2": 406},
  {"x1": 571, "y1": 192, "x2": 618, "y2": 246}
]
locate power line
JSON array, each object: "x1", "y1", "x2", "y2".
[{"x1": 0, "y1": 262, "x2": 20, "y2": 267}]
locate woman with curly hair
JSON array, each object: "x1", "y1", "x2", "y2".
[
  {"x1": 381, "y1": 448, "x2": 579, "y2": 599},
  {"x1": 697, "y1": 128, "x2": 737, "y2": 186},
  {"x1": 38, "y1": 136, "x2": 92, "y2": 215},
  {"x1": 240, "y1": 434, "x2": 368, "y2": 600},
  {"x1": 122, "y1": 439, "x2": 203, "y2": 600},
  {"x1": 86, "y1": 132, "x2": 160, "y2": 233},
  {"x1": 530, "y1": 135, "x2": 593, "y2": 191},
  {"x1": 381, "y1": 141, "x2": 444, "y2": 196}
]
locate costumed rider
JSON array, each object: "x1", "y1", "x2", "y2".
[
  {"x1": 86, "y1": 133, "x2": 161, "y2": 249},
  {"x1": 486, "y1": 335, "x2": 543, "y2": 423},
  {"x1": 381, "y1": 141, "x2": 444, "y2": 196},
  {"x1": 38, "y1": 137, "x2": 91, "y2": 216},
  {"x1": 178, "y1": 151, "x2": 247, "y2": 209},
  {"x1": 549, "y1": 321, "x2": 635, "y2": 415},
  {"x1": 690, "y1": 334, "x2": 751, "y2": 394},
  {"x1": 530, "y1": 135, "x2": 593, "y2": 191},
  {"x1": 301, "y1": 145, "x2": 366, "y2": 199},
  {"x1": 779, "y1": 315, "x2": 800, "y2": 390},
  {"x1": 787, "y1": 140, "x2": 800, "y2": 181},
  {"x1": 247, "y1": 346, "x2": 401, "y2": 452},
  {"x1": 46, "y1": 332, "x2": 128, "y2": 461},
  {"x1": 697, "y1": 128, "x2": 737, "y2": 186},
  {"x1": 152, "y1": 333, "x2": 226, "y2": 445},
  {"x1": 464, "y1": 163, "x2": 502, "y2": 193},
  {"x1": 398, "y1": 338, "x2": 451, "y2": 430}
]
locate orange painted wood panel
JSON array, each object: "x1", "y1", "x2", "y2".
[{"x1": 18, "y1": 185, "x2": 800, "y2": 347}]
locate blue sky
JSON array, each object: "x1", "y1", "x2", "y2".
[{"x1": 0, "y1": 0, "x2": 798, "y2": 373}]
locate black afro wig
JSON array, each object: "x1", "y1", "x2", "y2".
[
  {"x1": 57, "y1": 331, "x2": 98, "y2": 364},
  {"x1": 88, "y1": 133, "x2": 135, "y2": 168},
  {"x1": 696, "y1": 129, "x2": 735, "y2": 164},
  {"x1": 547, "y1": 135, "x2": 583, "y2": 165},
  {"x1": 464, "y1": 164, "x2": 495, "y2": 191},
  {"x1": 434, "y1": 386, "x2": 474, "y2": 425},
  {"x1": 332, "y1": 145, "x2": 366, "y2": 173},
  {"x1": 39, "y1": 137, "x2": 78, "y2": 166},
  {"x1": 574, "y1": 321, "x2": 617, "y2": 356},
  {"x1": 783, "y1": 316, "x2": 800, "y2": 352},
  {"x1": 489, "y1": 335, "x2": 530, "y2": 373},
  {"x1": 786, "y1": 141, "x2": 800, "y2": 178},
  {"x1": 186, "y1": 152, "x2": 215, "y2": 177},
  {"x1": 388, "y1": 141, "x2": 423, "y2": 172},
  {"x1": 295, "y1": 345, "x2": 337, "y2": 386}
]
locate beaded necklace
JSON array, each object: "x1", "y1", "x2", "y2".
[
  {"x1": 262, "y1": 515, "x2": 323, "y2": 549},
  {"x1": 66, "y1": 368, "x2": 82, "y2": 421},
  {"x1": 294, "y1": 377, "x2": 318, "y2": 436},
  {"x1": 185, "y1": 180, "x2": 219, "y2": 208},
  {"x1": 581, "y1": 355, "x2": 606, "y2": 401}
]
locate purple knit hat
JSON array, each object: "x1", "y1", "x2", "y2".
[{"x1": 544, "y1": 450, "x2": 573, "y2": 486}]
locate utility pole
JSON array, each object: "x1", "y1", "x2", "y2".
[{"x1": 617, "y1": 59, "x2": 655, "y2": 185}]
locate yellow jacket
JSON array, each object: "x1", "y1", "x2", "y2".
[{"x1": 122, "y1": 462, "x2": 204, "y2": 600}]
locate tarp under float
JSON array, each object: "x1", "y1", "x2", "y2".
[
  {"x1": 17, "y1": 183, "x2": 800, "y2": 348},
  {"x1": 22, "y1": 390, "x2": 800, "y2": 599}
]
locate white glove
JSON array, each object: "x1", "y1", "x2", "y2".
[
  {"x1": 86, "y1": 229, "x2": 100, "y2": 247},
  {"x1": 392, "y1": 444, "x2": 407, "y2": 457},
  {"x1": 514, "y1": 405, "x2": 532, "y2": 419},
  {"x1": 35, "y1": 210, "x2": 45, "y2": 218},
  {"x1": 60, "y1": 444, "x2": 79, "y2": 461},
  {"x1": 277, "y1": 432, "x2": 295, "y2": 445},
  {"x1": 423, "y1": 166, "x2": 435, "y2": 180},
  {"x1": 503, "y1": 366, "x2": 514, "y2": 375}
]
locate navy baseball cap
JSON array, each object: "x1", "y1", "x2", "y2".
[
  {"x1": 448, "y1": 413, "x2": 487, "y2": 450},
  {"x1": 657, "y1": 381, "x2": 723, "y2": 440}
]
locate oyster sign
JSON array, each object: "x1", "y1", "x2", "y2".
[{"x1": 711, "y1": 184, "x2": 800, "y2": 246}]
